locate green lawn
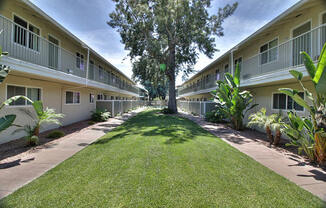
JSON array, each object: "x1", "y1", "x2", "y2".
[{"x1": 0, "y1": 110, "x2": 324, "y2": 207}]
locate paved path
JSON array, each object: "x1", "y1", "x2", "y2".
[
  {"x1": 180, "y1": 112, "x2": 326, "y2": 201},
  {"x1": 0, "y1": 108, "x2": 144, "y2": 199}
]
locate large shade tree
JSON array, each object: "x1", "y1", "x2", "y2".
[{"x1": 108, "y1": 0, "x2": 237, "y2": 112}]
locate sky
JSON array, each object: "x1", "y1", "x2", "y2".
[{"x1": 30, "y1": 0, "x2": 300, "y2": 86}]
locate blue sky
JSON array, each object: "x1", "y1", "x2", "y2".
[{"x1": 30, "y1": 0, "x2": 300, "y2": 85}]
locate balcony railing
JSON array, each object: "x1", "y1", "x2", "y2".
[
  {"x1": 241, "y1": 24, "x2": 326, "y2": 81},
  {"x1": 179, "y1": 24, "x2": 326, "y2": 97},
  {"x1": 0, "y1": 15, "x2": 139, "y2": 95},
  {"x1": 178, "y1": 74, "x2": 219, "y2": 96}
]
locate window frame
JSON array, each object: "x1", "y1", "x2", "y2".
[
  {"x1": 89, "y1": 93, "x2": 95, "y2": 104},
  {"x1": 76, "y1": 52, "x2": 85, "y2": 70},
  {"x1": 259, "y1": 37, "x2": 279, "y2": 66},
  {"x1": 271, "y1": 92, "x2": 305, "y2": 112},
  {"x1": 65, "y1": 91, "x2": 81, "y2": 105},
  {"x1": 12, "y1": 13, "x2": 41, "y2": 53},
  {"x1": 6, "y1": 84, "x2": 42, "y2": 107}
]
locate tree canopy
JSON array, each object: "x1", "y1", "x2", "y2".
[{"x1": 108, "y1": 0, "x2": 237, "y2": 112}]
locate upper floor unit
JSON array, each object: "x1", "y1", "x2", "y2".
[
  {"x1": 0, "y1": 0, "x2": 140, "y2": 96},
  {"x1": 178, "y1": 0, "x2": 326, "y2": 98}
]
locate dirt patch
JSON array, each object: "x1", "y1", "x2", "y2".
[{"x1": 0, "y1": 120, "x2": 93, "y2": 163}]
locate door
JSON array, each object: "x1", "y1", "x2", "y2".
[
  {"x1": 292, "y1": 22, "x2": 311, "y2": 66},
  {"x1": 48, "y1": 35, "x2": 59, "y2": 69}
]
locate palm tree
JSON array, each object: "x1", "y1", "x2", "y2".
[{"x1": 21, "y1": 101, "x2": 64, "y2": 137}]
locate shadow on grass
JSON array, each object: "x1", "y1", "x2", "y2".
[{"x1": 92, "y1": 110, "x2": 209, "y2": 146}]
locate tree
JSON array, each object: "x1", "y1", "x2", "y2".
[{"x1": 108, "y1": 0, "x2": 237, "y2": 113}]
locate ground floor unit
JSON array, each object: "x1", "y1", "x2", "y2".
[
  {"x1": 0, "y1": 70, "x2": 141, "y2": 144},
  {"x1": 178, "y1": 78, "x2": 314, "y2": 122}
]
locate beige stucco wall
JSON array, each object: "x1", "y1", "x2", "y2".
[
  {"x1": 0, "y1": 72, "x2": 134, "y2": 144},
  {"x1": 180, "y1": 0, "x2": 326, "y2": 91}
]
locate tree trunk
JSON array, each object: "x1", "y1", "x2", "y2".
[
  {"x1": 273, "y1": 129, "x2": 281, "y2": 145},
  {"x1": 266, "y1": 126, "x2": 273, "y2": 145},
  {"x1": 167, "y1": 43, "x2": 178, "y2": 113}
]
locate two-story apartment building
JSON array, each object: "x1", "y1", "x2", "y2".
[
  {"x1": 0, "y1": 0, "x2": 142, "y2": 143},
  {"x1": 178, "y1": 0, "x2": 326, "y2": 119}
]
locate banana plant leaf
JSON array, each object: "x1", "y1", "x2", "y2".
[
  {"x1": 314, "y1": 43, "x2": 326, "y2": 84},
  {"x1": 0, "y1": 115, "x2": 16, "y2": 132},
  {"x1": 301, "y1": 51, "x2": 316, "y2": 80}
]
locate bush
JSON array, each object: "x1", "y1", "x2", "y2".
[
  {"x1": 91, "y1": 109, "x2": 111, "y2": 122},
  {"x1": 27, "y1": 135, "x2": 39, "y2": 146},
  {"x1": 161, "y1": 108, "x2": 175, "y2": 114},
  {"x1": 205, "y1": 110, "x2": 226, "y2": 123},
  {"x1": 88, "y1": 121, "x2": 96, "y2": 125},
  {"x1": 47, "y1": 130, "x2": 65, "y2": 139}
]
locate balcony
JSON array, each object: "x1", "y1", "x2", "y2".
[
  {"x1": 0, "y1": 15, "x2": 139, "y2": 95},
  {"x1": 241, "y1": 24, "x2": 326, "y2": 86},
  {"x1": 178, "y1": 24, "x2": 326, "y2": 97},
  {"x1": 178, "y1": 74, "x2": 218, "y2": 96}
]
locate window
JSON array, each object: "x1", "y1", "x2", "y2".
[
  {"x1": 273, "y1": 93, "x2": 286, "y2": 110},
  {"x1": 234, "y1": 57, "x2": 242, "y2": 70},
  {"x1": 224, "y1": 64, "x2": 229, "y2": 73},
  {"x1": 90, "y1": 94, "x2": 95, "y2": 103},
  {"x1": 260, "y1": 38, "x2": 278, "y2": 65},
  {"x1": 13, "y1": 16, "x2": 40, "y2": 51},
  {"x1": 215, "y1": 69, "x2": 220, "y2": 80},
  {"x1": 273, "y1": 92, "x2": 304, "y2": 111},
  {"x1": 7, "y1": 85, "x2": 41, "y2": 106},
  {"x1": 97, "y1": 94, "x2": 103, "y2": 100},
  {"x1": 111, "y1": 96, "x2": 114, "y2": 100},
  {"x1": 66, "y1": 91, "x2": 80, "y2": 104},
  {"x1": 76, "y1": 52, "x2": 84, "y2": 70},
  {"x1": 88, "y1": 60, "x2": 94, "y2": 80},
  {"x1": 99, "y1": 66, "x2": 104, "y2": 80},
  {"x1": 14, "y1": 16, "x2": 27, "y2": 46}
]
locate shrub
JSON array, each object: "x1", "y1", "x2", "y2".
[
  {"x1": 161, "y1": 108, "x2": 175, "y2": 114},
  {"x1": 27, "y1": 135, "x2": 39, "y2": 146},
  {"x1": 205, "y1": 110, "x2": 226, "y2": 123},
  {"x1": 91, "y1": 109, "x2": 111, "y2": 122},
  {"x1": 47, "y1": 130, "x2": 65, "y2": 139},
  {"x1": 212, "y1": 64, "x2": 258, "y2": 130},
  {"x1": 88, "y1": 121, "x2": 96, "y2": 125}
]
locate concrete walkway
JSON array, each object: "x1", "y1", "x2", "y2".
[
  {"x1": 0, "y1": 108, "x2": 144, "y2": 199},
  {"x1": 180, "y1": 112, "x2": 326, "y2": 201}
]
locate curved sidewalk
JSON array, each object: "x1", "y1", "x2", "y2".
[
  {"x1": 0, "y1": 108, "x2": 144, "y2": 199},
  {"x1": 180, "y1": 112, "x2": 326, "y2": 201}
]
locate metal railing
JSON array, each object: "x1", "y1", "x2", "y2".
[
  {"x1": 177, "y1": 100, "x2": 216, "y2": 117},
  {"x1": 241, "y1": 24, "x2": 326, "y2": 81},
  {"x1": 0, "y1": 15, "x2": 139, "y2": 95},
  {"x1": 96, "y1": 100, "x2": 146, "y2": 117},
  {"x1": 178, "y1": 74, "x2": 219, "y2": 95},
  {"x1": 179, "y1": 24, "x2": 326, "y2": 97}
]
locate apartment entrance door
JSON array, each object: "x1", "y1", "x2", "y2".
[
  {"x1": 292, "y1": 22, "x2": 311, "y2": 66},
  {"x1": 48, "y1": 35, "x2": 59, "y2": 69}
]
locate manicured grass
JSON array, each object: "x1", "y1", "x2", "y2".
[{"x1": 0, "y1": 110, "x2": 324, "y2": 207}]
